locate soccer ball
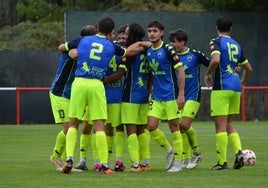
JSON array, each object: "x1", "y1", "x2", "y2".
[{"x1": 242, "y1": 149, "x2": 256, "y2": 166}]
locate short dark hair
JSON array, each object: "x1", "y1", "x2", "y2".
[
  {"x1": 126, "y1": 23, "x2": 145, "y2": 47},
  {"x1": 80, "y1": 25, "x2": 97, "y2": 36},
  {"x1": 148, "y1": 20, "x2": 164, "y2": 31},
  {"x1": 117, "y1": 24, "x2": 128, "y2": 35},
  {"x1": 168, "y1": 29, "x2": 188, "y2": 43},
  {"x1": 97, "y1": 16, "x2": 115, "y2": 34},
  {"x1": 216, "y1": 16, "x2": 232, "y2": 32}
]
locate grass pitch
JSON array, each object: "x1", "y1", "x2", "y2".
[{"x1": 0, "y1": 121, "x2": 267, "y2": 188}]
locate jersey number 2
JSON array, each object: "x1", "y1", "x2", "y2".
[{"x1": 90, "y1": 42, "x2": 103, "y2": 61}]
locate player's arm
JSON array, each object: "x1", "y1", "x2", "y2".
[
  {"x1": 176, "y1": 64, "x2": 185, "y2": 109},
  {"x1": 169, "y1": 44, "x2": 185, "y2": 108},
  {"x1": 125, "y1": 41, "x2": 151, "y2": 57},
  {"x1": 206, "y1": 52, "x2": 220, "y2": 75},
  {"x1": 147, "y1": 71, "x2": 153, "y2": 102},
  {"x1": 240, "y1": 60, "x2": 252, "y2": 86},
  {"x1": 147, "y1": 71, "x2": 153, "y2": 94},
  {"x1": 102, "y1": 67, "x2": 126, "y2": 84},
  {"x1": 204, "y1": 52, "x2": 220, "y2": 87},
  {"x1": 195, "y1": 50, "x2": 210, "y2": 67},
  {"x1": 58, "y1": 37, "x2": 82, "y2": 52}
]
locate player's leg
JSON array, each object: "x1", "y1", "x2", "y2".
[
  {"x1": 91, "y1": 131, "x2": 101, "y2": 171},
  {"x1": 181, "y1": 101, "x2": 202, "y2": 163},
  {"x1": 63, "y1": 117, "x2": 80, "y2": 174},
  {"x1": 137, "y1": 104, "x2": 150, "y2": 171},
  {"x1": 105, "y1": 123, "x2": 114, "y2": 165},
  {"x1": 49, "y1": 92, "x2": 69, "y2": 170},
  {"x1": 210, "y1": 91, "x2": 229, "y2": 170},
  {"x1": 227, "y1": 92, "x2": 244, "y2": 169},
  {"x1": 121, "y1": 103, "x2": 142, "y2": 172},
  {"x1": 114, "y1": 124, "x2": 126, "y2": 171},
  {"x1": 148, "y1": 100, "x2": 172, "y2": 153},
  {"x1": 74, "y1": 121, "x2": 92, "y2": 171},
  {"x1": 89, "y1": 80, "x2": 113, "y2": 174},
  {"x1": 160, "y1": 100, "x2": 182, "y2": 173},
  {"x1": 106, "y1": 103, "x2": 118, "y2": 165},
  {"x1": 167, "y1": 118, "x2": 183, "y2": 172},
  {"x1": 94, "y1": 119, "x2": 114, "y2": 174},
  {"x1": 181, "y1": 114, "x2": 203, "y2": 169},
  {"x1": 137, "y1": 124, "x2": 151, "y2": 171},
  {"x1": 180, "y1": 127, "x2": 191, "y2": 168},
  {"x1": 147, "y1": 116, "x2": 174, "y2": 170},
  {"x1": 50, "y1": 122, "x2": 68, "y2": 169},
  {"x1": 210, "y1": 115, "x2": 228, "y2": 170},
  {"x1": 178, "y1": 110, "x2": 191, "y2": 168},
  {"x1": 108, "y1": 104, "x2": 125, "y2": 171},
  {"x1": 126, "y1": 124, "x2": 142, "y2": 172},
  {"x1": 63, "y1": 77, "x2": 87, "y2": 174}
]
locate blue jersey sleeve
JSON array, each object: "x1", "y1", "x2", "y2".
[
  {"x1": 114, "y1": 43, "x2": 126, "y2": 57},
  {"x1": 238, "y1": 49, "x2": 248, "y2": 65},
  {"x1": 209, "y1": 37, "x2": 221, "y2": 56},
  {"x1": 192, "y1": 49, "x2": 210, "y2": 67},
  {"x1": 163, "y1": 43, "x2": 182, "y2": 69},
  {"x1": 66, "y1": 37, "x2": 83, "y2": 50}
]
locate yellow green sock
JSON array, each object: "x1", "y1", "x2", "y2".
[
  {"x1": 115, "y1": 131, "x2": 125, "y2": 159},
  {"x1": 144, "y1": 129, "x2": 150, "y2": 140},
  {"x1": 181, "y1": 133, "x2": 191, "y2": 160},
  {"x1": 106, "y1": 135, "x2": 114, "y2": 161},
  {"x1": 216, "y1": 132, "x2": 228, "y2": 165},
  {"x1": 127, "y1": 134, "x2": 139, "y2": 164},
  {"x1": 228, "y1": 132, "x2": 242, "y2": 154},
  {"x1": 150, "y1": 128, "x2": 171, "y2": 150},
  {"x1": 95, "y1": 131, "x2": 108, "y2": 164},
  {"x1": 79, "y1": 133, "x2": 90, "y2": 159},
  {"x1": 138, "y1": 132, "x2": 150, "y2": 163},
  {"x1": 186, "y1": 127, "x2": 199, "y2": 153},
  {"x1": 52, "y1": 130, "x2": 66, "y2": 159},
  {"x1": 91, "y1": 133, "x2": 100, "y2": 163},
  {"x1": 66, "y1": 127, "x2": 77, "y2": 159},
  {"x1": 61, "y1": 149, "x2": 66, "y2": 161},
  {"x1": 172, "y1": 131, "x2": 183, "y2": 161}
]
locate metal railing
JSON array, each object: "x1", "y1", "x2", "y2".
[
  {"x1": 0, "y1": 87, "x2": 49, "y2": 125},
  {"x1": 0, "y1": 86, "x2": 267, "y2": 124}
]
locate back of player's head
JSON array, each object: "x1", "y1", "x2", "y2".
[
  {"x1": 148, "y1": 20, "x2": 164, "y2": 31},
  {"x1": 216, "y1": 16, "x2": 232, "y2": 32},
  {"x1": 168, "y1": 29, "x2": 188, "y2": 43},
  {"x1": 97, "y1": 16, "x2": 115, "y2": 34},
  {"x1": 126, "y1": 23, "x2": 145, "y2": 46},
  {"x1": 80, "y1": 25, "x2": 97, "y2": 36}
]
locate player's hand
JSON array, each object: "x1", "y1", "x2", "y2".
[
  {"x1": 177, "y1": 95, "x2": 185, "y2": 110},
  {"x1": 235, "y1": 66, "x2": 241, "y2": 73},
  {"x1": 69, "y1": 49, "x2": 78, "y2": 59},
  {"x1": 205, "y1": 74, "x2": 212, "y2": 88}
]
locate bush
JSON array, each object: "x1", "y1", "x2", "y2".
[{"x1": 0, "y1": 21, "x2": 64, "y2": 50}]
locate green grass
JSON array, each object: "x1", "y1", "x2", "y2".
[{"x1": 0, "y1": 121, "x2": 267, "y2": 188}]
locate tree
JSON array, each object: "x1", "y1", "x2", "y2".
[
  {"x1": 16, "y1": 0, "x2": 66, "y2": 22},
  {"x1": 197, "y1": 0, "x2": 268, "y2": 11},
  {"x1": 1, "y1": 0, "x2": 266, "y2": 50},
  {"x1": 0, "y1": 0, "x2": 18, "y2": 27},
  {"x1": 0, "y1": 21, "x2": 64, "y2": 50}
]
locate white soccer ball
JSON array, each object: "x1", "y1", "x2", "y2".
[{"x1": 242, "y1": 149, "x2": 256, "y2": 166}]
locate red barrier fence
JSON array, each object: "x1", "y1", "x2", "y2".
[
  {"x1": 0, "y1": 86, "x2": 267, "y2": 124},
  {"x1": 241, "y1": 86, "x2": 268, "y2": 122},
  {"x1": 16, "y1": 87, "x2": 50, "y2": 125},
  {"x1": 0, "y1": 87, "x2": 49, "y2": 125}
]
